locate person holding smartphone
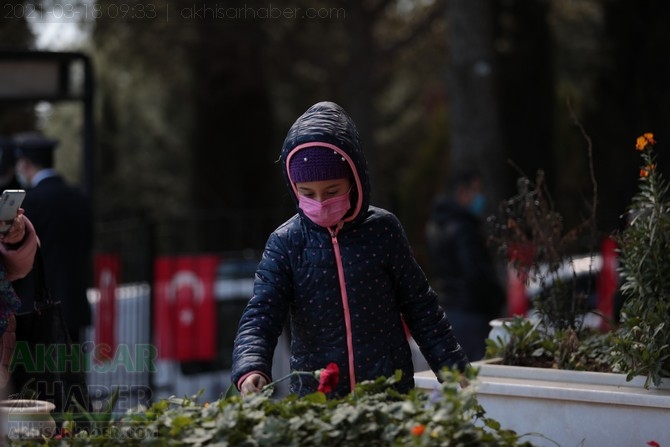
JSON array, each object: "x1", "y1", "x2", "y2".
[
  {"x1": 231, "y1": 101, "x2": 469, "y2": 397},
  {"x1": 0, "y1": 198, "x2": 39, "y2": 390},
  {"x1": 11, "y1": 132, "x2": 93, "y2": 344}
]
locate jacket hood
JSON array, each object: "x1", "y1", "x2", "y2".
[{"x1": 280, "y1": 101, "x2": 370, "y2": 227}]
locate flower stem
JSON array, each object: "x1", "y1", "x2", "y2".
[{"x1": 262, "y1": 371, "x2": 316, "y2": 393}]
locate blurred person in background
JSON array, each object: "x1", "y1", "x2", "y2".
[
  {"x1": 425, "y1": 169, "x2": 506, "y2": 361},
  {"x1": 11, "y1": 132, "x2": 93, "y2": 344},
  {"x1": 0, "y1": 135, "x2": 20, "y2": 191}
]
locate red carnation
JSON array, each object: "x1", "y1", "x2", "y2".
[{"x1": 317, "y1": 362, "x2": 340, "y2": 393}]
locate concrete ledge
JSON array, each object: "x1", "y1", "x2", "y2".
[{"x1": 415, "y1": 362, "x2": 670, "y2": 446}]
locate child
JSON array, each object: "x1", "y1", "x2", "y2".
[{"x1": 231, "y1": 101, "x2": 468, "y2": 397}]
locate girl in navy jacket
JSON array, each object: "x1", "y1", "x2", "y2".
[{"x1": 232, "y1": 101, "x2": 468, "y2": 397}]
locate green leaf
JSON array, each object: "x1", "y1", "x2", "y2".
[
  {"x1": 303, "y1": 392, "x2": 327, "y2": 403},
  {"x1": 224, "y1": 382, "x2": 240, "y2": 399}
]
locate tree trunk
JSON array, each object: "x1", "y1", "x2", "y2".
[{"x1": 445, "y1": 0, "x2": 507, "y2": 209}]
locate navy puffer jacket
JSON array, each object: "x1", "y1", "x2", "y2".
[{"x1": 231, "y1": 101, "x2": 468, "y2": 396}]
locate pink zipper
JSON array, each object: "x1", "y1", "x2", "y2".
[{"x1": 330, "y1": 227, "x2": 356, "y2": 393}]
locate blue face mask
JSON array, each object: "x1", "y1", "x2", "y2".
[{"x1": 469, "y1": 193, "x2": 486, "y2": 216}]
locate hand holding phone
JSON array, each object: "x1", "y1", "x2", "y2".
[{"x1": 0, "y1": 190, "x2": 26, "y2": 235}]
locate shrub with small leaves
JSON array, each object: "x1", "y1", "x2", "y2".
[
  {"x1": 485, "y1": 315, "x2": 615, "y2": 372},
  {"x1": 614, "y1": 133, "x2": 670, "y2": 388},
  {"x1": 487, "y1": 169, "x2": 595, "y2": 334},
  {"x1": 14, "y1": 368, "x2": 534, "y2": 446}
]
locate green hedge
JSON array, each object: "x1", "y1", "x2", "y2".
[{"x1": 9, "y1": 368, "x2": 533, "y2": 446}]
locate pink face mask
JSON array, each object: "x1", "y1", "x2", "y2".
[{"x1": 298, "y1": 192, "x2": 351, "y2": 228}]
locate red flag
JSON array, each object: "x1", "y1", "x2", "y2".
[
  {"x1": 94, "y1": 254, "x2": 120, "y2": 362},
  {"x1": 506, "y1": 243, "x2": 535, "y2": 317},
  {"x1": 154, "y1": 257, "x2": 175, "y2": 360},
  {"x1": 153, "y1": 255, "x2": 219, "y2": 361},
  {"x1": 507, "y1": 267, "x2": 528, "y2": 317},
  {"x1": 597, "y1": 236, "x2": 619, "y2": 332}
]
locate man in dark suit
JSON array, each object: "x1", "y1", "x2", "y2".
[
  {"x1": 0, "y1": 135, "x2": 21, "y2": 191},
  {"x1": 11, "y1": 132, "x2": 93, "y2": 344}
]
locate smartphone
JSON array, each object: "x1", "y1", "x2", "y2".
[{"x1": 0, "y1": 190, "x2": 26, "y2": 234}]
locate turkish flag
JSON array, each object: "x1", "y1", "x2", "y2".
[
  {"x1": 154, "y1": 258, "x2": 174, "y2": 360},
  {"x1": 153, "y1": 255, "x2": 219, "y2": 361},
  {"x1": 94, "y1": 254, "x2": 120, "y2": 362}
]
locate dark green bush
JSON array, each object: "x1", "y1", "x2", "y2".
[
  {"x1": 10, "y1": 368, "x2": 534, "y2": 446},
  {"x1": 614, "y1": 133, "x2": 670, "y2": 388}
]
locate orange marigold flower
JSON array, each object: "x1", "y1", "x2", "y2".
[
  {"x1": 636, "y1": 133, "x2": 656, "y2": 150},
  {"x1": 411, "y1": 424, "x2": 426, "y2": 436},
  {"x1": 636, "y1": 136, "x2": 648, "y2": 150},
  {"x1": 640, "y1": 164, "x2": 656, "y2": 177}
]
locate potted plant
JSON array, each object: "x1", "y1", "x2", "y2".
[
  {"x1": 416, "y1": 133, "x2": 670, "y2": 447},
  {"x1": 0, "y1": 398, "x2": 57, "y2": 440},
  {"x1": 613, "y1": 133, "x2": 670, "y2": 388}
]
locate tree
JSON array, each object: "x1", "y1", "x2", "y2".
[
  {"x1": 586, "y1": 0, "x2": 670, "y2": 232},
  {"x1": 187, "y1": 7, "x2": 276, "y2": 214},
  {"x1": 444, "y1": 0, "x2": 507, "y2": 209},
  {"x1": 260, "y1": 0, "x2": 452, "y2": 254},
  {"x1": 0, "y1": 2, "x2": 37, "y2": 135},
  {"x1": 89, "y1": 0, "x2": 457, "y2": 254},
  {"x1": 495, "y1": 0, "x2": 555, "y2": 199}
]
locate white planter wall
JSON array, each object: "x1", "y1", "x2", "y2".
[{"x1": 415, "y1": 361, "x2": 670, "y2": 447}]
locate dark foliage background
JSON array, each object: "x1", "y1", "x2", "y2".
[{"x1": 2, "y1": 0, "x2": 670, "y2": 282}]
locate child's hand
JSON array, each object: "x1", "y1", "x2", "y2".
[{"x1": 240, "y1": 373, "x2": 268, "y2": 396}]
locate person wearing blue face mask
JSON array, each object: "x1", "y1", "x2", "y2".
[
  {"x1": 468, "y1": 190, "x2": 486, "y2": 217},
  {"x1": 425, "y1": 169, "x2": 506, "y2": 361}
]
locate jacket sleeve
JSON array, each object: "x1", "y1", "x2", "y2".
[
  {"x1": 0, "y1": 217, "x2": 39, "y2": 281},
  {"x1": 386, "y1": 213, "x2": 470, "y2": 374},
  {"x1": 231, "y1": 230, "x2": 292, "y2": 388}
]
